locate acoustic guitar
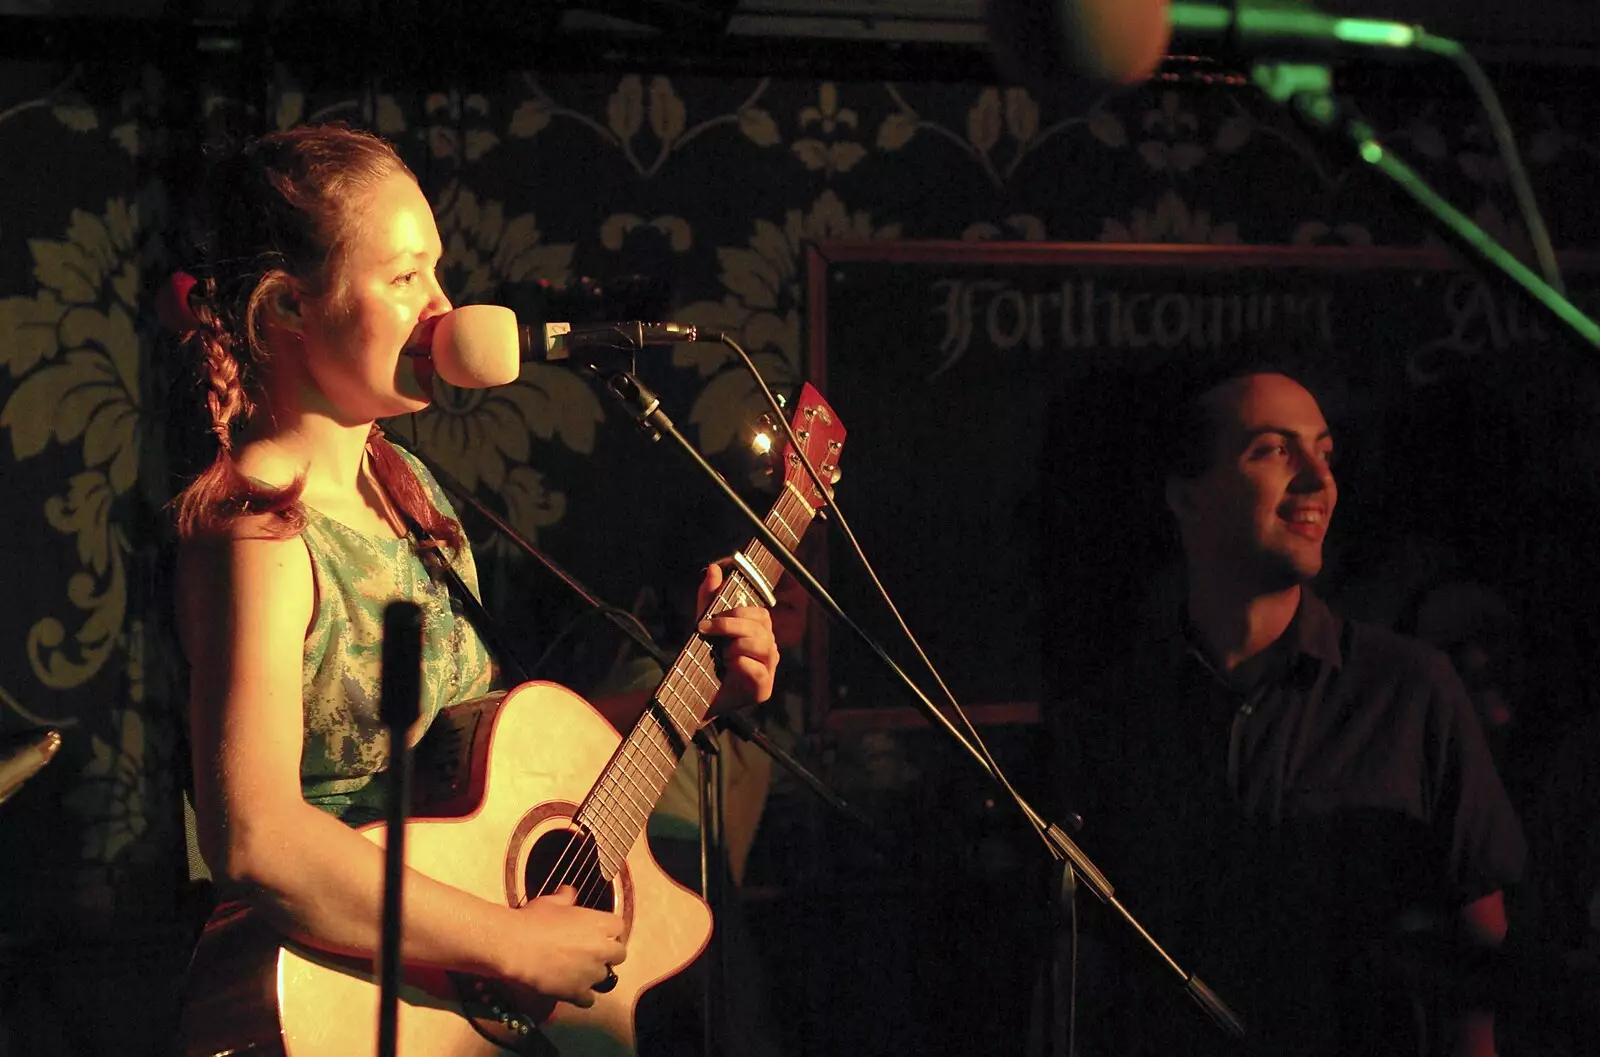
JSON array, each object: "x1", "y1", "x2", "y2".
[{"x1": 176, "y1": 384, "x2": 846, "y2": 1057}]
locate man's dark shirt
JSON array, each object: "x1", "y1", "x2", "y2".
[{"x1": 1052, "y1": 589, "x2": 1526, "y2": 1056}]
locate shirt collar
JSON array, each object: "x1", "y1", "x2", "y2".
[
  {"x1": 1166, "y1": 585, "x2": 1345, "y2": 677},
  {"x1": 1289, "y1": 587, "x2": 1344, "y2": 671}
]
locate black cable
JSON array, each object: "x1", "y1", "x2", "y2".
[
  {"x1": 1417, "y1": 32, "x2": 1564, "y2": 293},
  {"x1": 530, "y1": 603, "x2": 661, "y2": 681},
  {"x1": 596, "y1": 358, "x2": 1244, "y2": 1040},
  {"x1": 711, "y1": 335, "x2": 1051, "y2": 847}
]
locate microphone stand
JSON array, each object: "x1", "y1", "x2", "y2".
[
  {"x1": 403, "y1": 450, "x2": 655, "y2": 675},
  {"x1": 697, "y1": 728, "x2": 723, "y2": 1057},
  {"x1": 395, "y1": 436, "x2": 876, "y2": 1054},
  {"x1": 377, "y1": 601, "x2": 424, "y2": 1057},
  {"x1": 713, "y1": 710, "x2": 868, "y2": 833},
  {"x1": 593, "y1": 365, "x2": 1248, "y2": 1044},
  {"x1": 1252, "y1": 53, "x2": 1600, "y2": 349},
  {"x1": 398, "y1": 443, "x2": 871, "y2": 834}
]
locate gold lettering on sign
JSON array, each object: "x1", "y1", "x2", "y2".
[
  {"x1": 1409, "y1": 273, "x2": 1578, "y2": 384},
  {"x1": 929, "y1": 277, "x2": 1335, "y2": 379}
]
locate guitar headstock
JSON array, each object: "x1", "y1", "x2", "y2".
[{"x1": 772, "y1": 383, "x2": 846, "y2": 514}]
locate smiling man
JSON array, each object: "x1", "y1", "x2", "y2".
[
  {"x1": 1167, "y1": 371, "x2": 1337, "y2": 673},
  {"x1": 1051, "y1": 366, "x2": 1526, "y2": 1057}
]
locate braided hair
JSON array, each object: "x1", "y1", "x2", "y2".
[{"x1": 169, "y1": 124, "x2": 462, "y2": 550}]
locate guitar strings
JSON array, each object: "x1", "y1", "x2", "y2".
[
  {"x1": 533, "y1": 626, "x2": 724, "y2": 908},
  {"x1": 560, "y1": 625, "x2": 729, "y2": 907},
  {"x1": 550, "y1": 492, "x2": 806, "y2": 904},
  {"x1": 526, "y1": 487, "x2": 811, "y2": 917},
  {"x1": 537, "y1": 553, "x2": 799, "y2": 908},
  {"x1": 545, "y1": 497, "x2": 805, "y2": 904}
]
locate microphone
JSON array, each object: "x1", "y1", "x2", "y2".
[
  {"x1": 429, "y1": 305, "x2": 702, "y2": 389},
  {"x1": 988, "y1": 0, "x2": 1169, "y2": 87},
  {"x1": 988, "y1": 0, "x2": 1425, "y2": 89},
  {"x1": 0, "y1": 727, "x2": 62, "y2": 807},
  {"x1": 1167, "y1": 3, "x2": 1422, "y2": 55}
]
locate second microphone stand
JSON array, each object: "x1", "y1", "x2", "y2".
[
  {"x1": 399, "y1": 436, "x2": 876, "y2": 1057},
  {"x1": 590, "y1": 365, "x2": 1248, "y2": 1044}
]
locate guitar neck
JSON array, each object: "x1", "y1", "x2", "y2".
[{"x1": 574, "y1": 487, "x2": 814, "y2": 878}]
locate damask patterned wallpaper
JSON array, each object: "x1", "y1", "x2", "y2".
[{"x1": 0, "y1": 46, "x2": 1596, "y2": 1053}]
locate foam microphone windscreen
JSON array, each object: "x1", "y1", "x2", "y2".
[
  {"x1": 986, "y1": 0, "x2": 1173, "y2": 91},
  {"x1": 430, "y1": 305, "x2": 523, "y2": 389}
]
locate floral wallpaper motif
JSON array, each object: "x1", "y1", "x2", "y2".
[
  {"x1": 794, "y1": 82, "x2": 867, "y2": 176},
  {"x1": 512, "y1": 73, "x2": 782, "y2": 177},
  {"x1": 1, "y1": 50, "x2": 1598, "y2": 1054},
  {"x1": 878, "y1": 83, "x2": 1075, "y2": 188},
  {"x1": 677, "y1": 190, "x2": 903, "y2": 454},
  {"x1": 1099, "y1": 187, "x2": 1242, "y2": 244},
  {"x1": 2, "y1": 195, "x2": 158, "y2": 702}
]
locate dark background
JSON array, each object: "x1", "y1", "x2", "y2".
[{"x1": 1, "y1": 2, "x2": 1598, "y2": 1053}]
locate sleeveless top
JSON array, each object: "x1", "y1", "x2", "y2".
[{"x1": 298, "y1": 448, "x2": 495, "y2": 825}]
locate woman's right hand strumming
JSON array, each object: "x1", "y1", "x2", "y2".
[{"x1": 503, "y1": 886, "x2": 627, "y2": 1008}]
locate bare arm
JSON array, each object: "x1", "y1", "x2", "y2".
[{"x1": 179, "y1": 528, "x2": 624, "y2": 1004}]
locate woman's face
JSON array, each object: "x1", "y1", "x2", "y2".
[{"x1": 292, "y1": 170, "x2": 450, "y2": 423}]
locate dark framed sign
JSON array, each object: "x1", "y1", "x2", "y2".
[{"x1": 802, "y1": 240, "x2": 1599, "y2": 732}]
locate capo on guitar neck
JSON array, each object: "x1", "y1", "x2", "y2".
[{"x1": 730, "y1": 550, "x2": 777, "y2": 608}]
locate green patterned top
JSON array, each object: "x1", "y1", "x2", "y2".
[{"x1": 298, "y1": 449, "x2": 495, "y2": 825}]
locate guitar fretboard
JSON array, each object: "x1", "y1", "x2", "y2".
[{"x1": 574, "y1": 481, "x2": 817, "y2": 879}]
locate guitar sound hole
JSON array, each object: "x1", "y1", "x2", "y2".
[{"x1": 525, "y1": 826, "x2": 615, "y2": 913}]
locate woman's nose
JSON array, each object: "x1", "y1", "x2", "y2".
[{"x1": 425, "y1": 272, "x2": 452, "y2": 315}]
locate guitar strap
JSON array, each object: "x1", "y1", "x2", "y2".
[{"x1": 400, "y1": 512, "x2": 533, "y2": 685}]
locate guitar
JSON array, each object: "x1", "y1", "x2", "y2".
[{"x1": 175, "y1": 384, "x2": 846, "y2": 1057}]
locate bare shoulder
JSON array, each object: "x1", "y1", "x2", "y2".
[
  {"x1": 175, "y1": 438, "x2": 314, "y2": 622},
  {"x1": 175, "y1": 517, "x2": 314, "y2": 662}
]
